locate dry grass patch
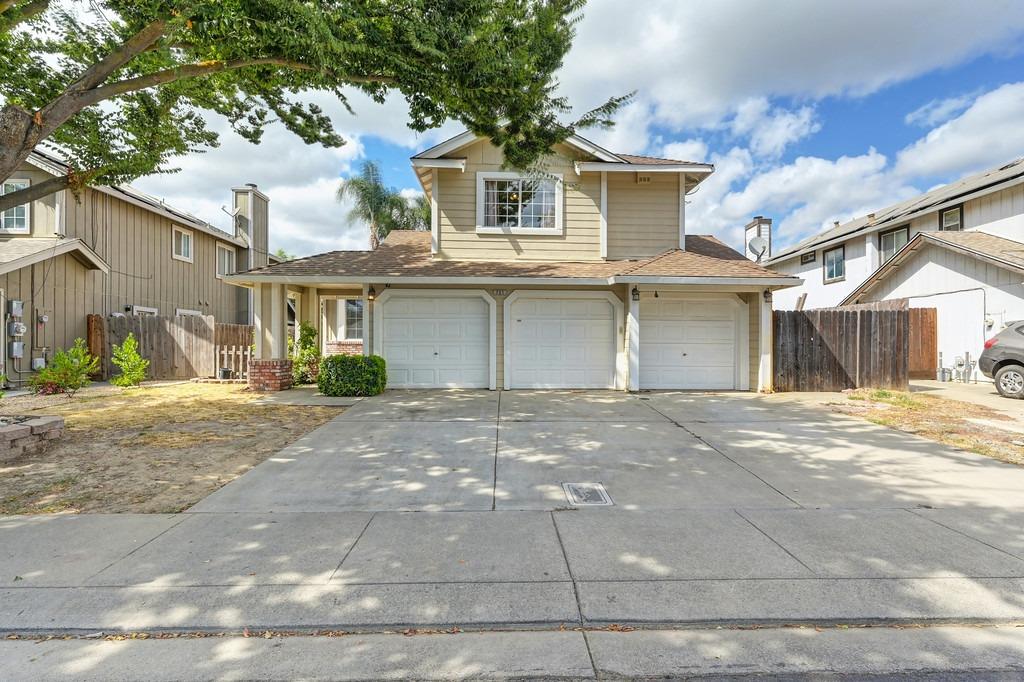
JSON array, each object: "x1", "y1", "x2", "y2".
[
  {"x1": 0, "y1": 383, "x2": 343, "y2": 514},
  {"x1": 828, "y1": 388, "x2": 1024, "y2": 466}
]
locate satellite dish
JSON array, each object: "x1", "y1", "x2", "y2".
[{"x1": 748, "y1": 236, "x2": 768, "y2": 260}]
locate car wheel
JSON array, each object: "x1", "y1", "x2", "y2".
[{"x1": 995, "y1": 365, "x2": 1024, "y2": 399}]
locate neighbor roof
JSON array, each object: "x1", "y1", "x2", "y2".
[
  {"x1": 0, "y1": 237, "x2": 109, "y2": 276},
  {"x1": 841, "y1": 230, "x2": 1024, "y2": 305},
  {"x1": 768, "y1": 158, "x2": 1024, "y2": 264},
  {"x1": 231, "y1": 231, "x2": 796, "y2": 286}
]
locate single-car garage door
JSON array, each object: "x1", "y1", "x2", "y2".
[
  {"x1": 379, "y1": 293, "x2": 491, "y2": 388},
  {"x1": 640, "y1": 296, "x2": 745, "y2": 390},
  {"x1": 506, "y1": 294, "x2": 618, "y2": 388}
]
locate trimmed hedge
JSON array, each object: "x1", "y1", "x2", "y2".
[{"x1": 317, "y1": 354, "x2": 387, "y2": 396}]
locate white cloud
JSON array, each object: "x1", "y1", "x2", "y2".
[
  {"x1": 662, "y1": 139, "x2": 708, "y2": 162},
  {"x1": 728, "y1": 98, "x2": 820, "y2": 157},
  {"x1": 896, "y1": 81, "x2": 1024, "y2": 178},
  {"x1": 904, "y1": 92, "x2": 977, "y2": 127}
]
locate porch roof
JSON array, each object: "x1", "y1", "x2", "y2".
[{"x1": 229, "y1": 232, "x2": 799, "y2": 288}]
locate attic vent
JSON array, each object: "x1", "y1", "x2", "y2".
[{"x1": 636, "y1": 173, "x2": 652, "y2": 185}]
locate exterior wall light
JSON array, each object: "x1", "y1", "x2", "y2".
[
  {"x1": 631, "y1": 286, "x2": 640, "y2": 301},
  {"x1": 368, "y1": 286, "x2": 376, "y2": 302}
]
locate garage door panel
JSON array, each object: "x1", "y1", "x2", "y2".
[
  {"x1": 508, "y1": 296, "x2": 617, "y2": 389},
  {"x1": 640, "y1": 297, "x2": 740, "y2": 390},
  {"x1": 380, "y1": 294, "x2": 490, "y2": 389}
]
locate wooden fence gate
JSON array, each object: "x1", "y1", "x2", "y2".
[
  {"x1": 88, "y1": 315, "x2": 253, "y2": 380},
  {"x1": 773, "y1": 308, "x2": 913, "y2": 392},
  {"x1": 908, "y1": 308, "x2": 938, "y2": 380}
]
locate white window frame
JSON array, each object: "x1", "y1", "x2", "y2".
[
  {"x1": 940, "y1": 205, "x2": 963, "y2": 231},
  {"x1": 172, "y1": 225, "x2": 194, "y2": 263},
  {"x1": 215, "y1": 243, "x2": 236, "y2": 279},
  {"x1": 175, "y1": 308, "x2": 202, "y2": 316},
  {"x1": 879, "y1": 225, "x2": 909, "y2": 264},
  {"x1": 1, "y1": 178, "x2": 31, "y2": 234},
  {"x1": 339, "y1": 298, "x2": 364, "y2": 342},
  {"x1": 131, "y1": 305, "x2": 159, "y2": 316},
  {"x1": 823, "y1": 245, "x2": 845, "y2": 284},
  {"x1": 475, "y1": 171, "x2": 563, "y2": 236}
]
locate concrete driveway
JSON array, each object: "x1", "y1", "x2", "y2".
[{"x1": 4, "y1": 390, "x2": 1024, "y2": 635}]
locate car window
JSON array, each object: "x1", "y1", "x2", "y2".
[{"x1": 1016, "y1": 325, "x2": 1024, "y2": 336}]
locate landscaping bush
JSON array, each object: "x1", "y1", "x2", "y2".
[
  {"x1": 111, "y1": 332, "x2": 149, "y2": 387},
  {"x1": 317, "y1": 354, "x2": 386, "y2": 396},
  {"x1": 290, "y1": 321, "x2": 321, "y2": 384},
  {"x1": 29, "y1": 338, "x2": 100, "y2": 397}
]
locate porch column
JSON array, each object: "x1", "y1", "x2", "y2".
[
  {"x1": 252, "y1": 283, "x2": 264, "y2": 359},
  {"x1": 249, "y1": 282, "x2": 293, "y2": 392},
  {"x1": 628, "y1": 287, "x2": 640, "y2": 392},
  {"x1": 269, "y1": 283, "x2": 288, "y2": 359},
  {"x1": 758, "y1": 289, "x2": 774, "y2": 392}
]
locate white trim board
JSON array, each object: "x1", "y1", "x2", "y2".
[{"x1": 372, "y1": 288, "x2": 497, "y2": 390}]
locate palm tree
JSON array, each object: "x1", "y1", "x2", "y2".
[{"x1": 337, "y1": 161, "x2": 418, "y2": 249}]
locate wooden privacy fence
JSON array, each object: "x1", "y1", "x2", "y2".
[
  {"x1": 216, "y1": 345, "x2": 253, "y2": 379},
  {"x1": 773, "y1": 308, "x2": 913, "y2": 392},
  {"x1": 908, "y1": 308, "x2": 938, "y2": 380},
  {"x1": 87, "y1": 314, "x2": 253, "y2": 380}
]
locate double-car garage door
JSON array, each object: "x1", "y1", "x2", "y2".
[{"x1": 377, "y1": 291, "x2": 744, "y2": 390}]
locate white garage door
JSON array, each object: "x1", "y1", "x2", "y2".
[
  {"x1": 507, "y1": 295, "x2": 617, "y2": 388},
  {"x1": 640, "y1": 297, "x2": 740, "y2": 389},
  {"x1": 380, "y1": 294, "x2": 490, "y2": 388}
]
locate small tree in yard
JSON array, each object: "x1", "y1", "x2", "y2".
[
  {"x1": 111, "y1": 332, "x2": 149, "y2": 387},
  {"x1": 0, "y1": 0, "x2": 629, "y2": 212},
  {"x1": 29, "y1": 338, "x2": 100, "y2": 397},
  {"x1": 291, "y1": 321, "x2": 321, "y2": 385}
]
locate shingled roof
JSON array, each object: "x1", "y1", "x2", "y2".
[{"x1": 236, "y1": 231, "x2": 792, "y2": 283}]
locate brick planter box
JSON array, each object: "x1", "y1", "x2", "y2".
[
  {"x1": 248, "y1": 359, "x2": 294, "y2": 392},
  {"x1": 0, "y1": 416, "x2": 65, "y2": 462}
]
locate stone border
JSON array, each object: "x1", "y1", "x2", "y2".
[{"x1": 0, "y1": 416, "x2": 65, "y2": 462}]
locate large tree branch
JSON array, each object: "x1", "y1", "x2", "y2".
[
  {"x1": 80, "y1": 58, "x2": 395, "y2": 105},
  {"x1": 62, "y1": 18, "x2": 168, "y2": 95},
  {"x1": 0, "y1": 174, "x2": 72, "y2": 213},
  {"x1": 0, "y1": 0, "x2": 50, "y2": 27}
]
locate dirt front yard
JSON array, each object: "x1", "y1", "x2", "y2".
[
  {"x1": 0, "y1": 383, "x2": 343, "y2": 514},
  {"x1": 825, "y1": 388, "x2": 1024, "y2": 467}
]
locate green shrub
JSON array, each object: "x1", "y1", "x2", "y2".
[
  {"x1": 110, "y1": 332, "x2": 149, "y2": 387},
  {"x1": 317, "y1": 354, "x2": 386, "y2": 396},
  {"x1": 29, "y1": 338, "x2": 100, "y2": 397},
  {"x1": 290, "y1": 321, "x2": 321, "y2": 384},
  {"x1": 0, "y1": 373, "x2": 6, "y2": 399}
]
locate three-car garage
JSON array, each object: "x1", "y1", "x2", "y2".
[{"x1": 373, "y1": 289, "x2": 749, "y2": 391}]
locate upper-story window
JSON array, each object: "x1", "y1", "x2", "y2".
[
  {"x1": 172, "y1": 225, "x2": 193, "y2": 263},
  {"x1": 939, "y1": 205, "x2": 963, "y2": 231},
  {"x1": 216, "y1": 243, "x2": 236, "y2": 279},
  {"x1": 879, "y1": 226, "x2": 909, "y2": 263},
  {"x1": 1, "y1": 179, "x2": 30, "y2": 234},
  {"x1": 823, "y1": 245, "x2": 845, "y2": 283},
  {"x1": 475, "y1": 172, "x2": 563, "y2": 235}
]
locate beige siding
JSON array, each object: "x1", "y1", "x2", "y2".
[
  {"x1": 742, "y1": 292, "x2": 761, "y2": 390},
  {"x1": 437, "y1": 140, "x2": 602, "y2": 261},
  {"x1": 2, "y1": 167, "x2": 59, "y2": 237},
  {"x1": 1, "y1": 166, "x2": 248, "y2": 380},
  {"x1": 606, "y1": 172, "x2": 680, "y2": 259}
]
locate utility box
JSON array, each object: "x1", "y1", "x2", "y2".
[
  {"x1": 7, "y1": 299, "x2": 23, "y2": 318},
  {"x1": 8, "y1": 341, "x2": 24, "y2": 359},
  {"x1": 7, "y1": 321, "x2": 26, "y2": 337}
]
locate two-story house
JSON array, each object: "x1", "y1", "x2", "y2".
[
  {"x1": 0, "y1": 149, "x2": 272, "y2": 387},
  {"x1": 763, "y1": 158, "x2": 1024, "y2": 380},
  {"x1": 230, "y1": 132, "x2": 800, "y2": 392}
]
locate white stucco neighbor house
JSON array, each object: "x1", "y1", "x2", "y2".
[
  {"x1": 229, "y1": 131, "x2": 803, "y2": 392},
  {"x1": 758, "y1": 158, "x2": 1024, "y2": 381}
]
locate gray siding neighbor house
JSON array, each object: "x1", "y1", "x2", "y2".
[{"x1": 0, "y1": 150, "x2": 272, "y2": 387}]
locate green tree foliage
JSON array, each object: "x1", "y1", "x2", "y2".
[
  {"x1": 338, "y1": 160, "x2": 426, "y2": 249},
  {"x1": 0, "y1": 0, "x2": 629, "y2": 211},
  {"x1": 290, "y1": 320, "x2": 321, "y2": 384},
  {"x1": 317, "y1": 354, "x2": 386, "y2": 397},
  {"x1": 272, "y1": 247, "x2": 296, "y2": 261},
  {"x1": 29, "y1": 338, "x2": 100, "y2": 396},
  {"x1": 110, "y1": 332, "x2": 149, "y2": 387}
]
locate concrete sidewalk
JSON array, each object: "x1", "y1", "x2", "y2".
[{"x1": 5, "y1": 625, "x2": 1024, "y2": 680}]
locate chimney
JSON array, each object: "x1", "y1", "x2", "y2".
[
  {"x1": 232, "y1": 183, "x2": 270, "y2": 270},
  {"x1": 744, "y1": 216, "x2": 772, "y2": 262}
]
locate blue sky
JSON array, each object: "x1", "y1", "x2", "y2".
[{"x1": 134, "y1": 0, "x2": 1024, "y2": 257}]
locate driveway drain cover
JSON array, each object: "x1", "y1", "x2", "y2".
[{"x1": 562, "y1": 482, "x2": 613, "y2": 506}]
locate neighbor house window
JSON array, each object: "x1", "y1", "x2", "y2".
[
  {"x1": 879, "y1": 226, "x2": 909, "y2": 263},
  {"x1": 172, "y1": 226, "x2": 193, "y2": 262},
  {"x1": 823, "y1": 245, "x2": 845, "y2": 283},
  {"x1": 940, "y1": 205, "x2": 963, "y2": 231},
  {"x1": 1, "y1": 179, "x2": 30, "y2": 233},
  {"x1": 131, "y1": 305, "x2": 158, "y2": 316},
  {"x1": 476, "y1": 172, "x2": 563, "y2": 235},
  {"x1": 344, "y1": 299, "x2": 363, "y2": 340},
  {"x1": 800, "y1": 252, "x2": 816, "y2": 265},
  {"x1": 175, "y1": 308, "x2": 202, "y2": 316},
  {"x1": 216, "y1": 243, "x2": 236, "y2": 279}
]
